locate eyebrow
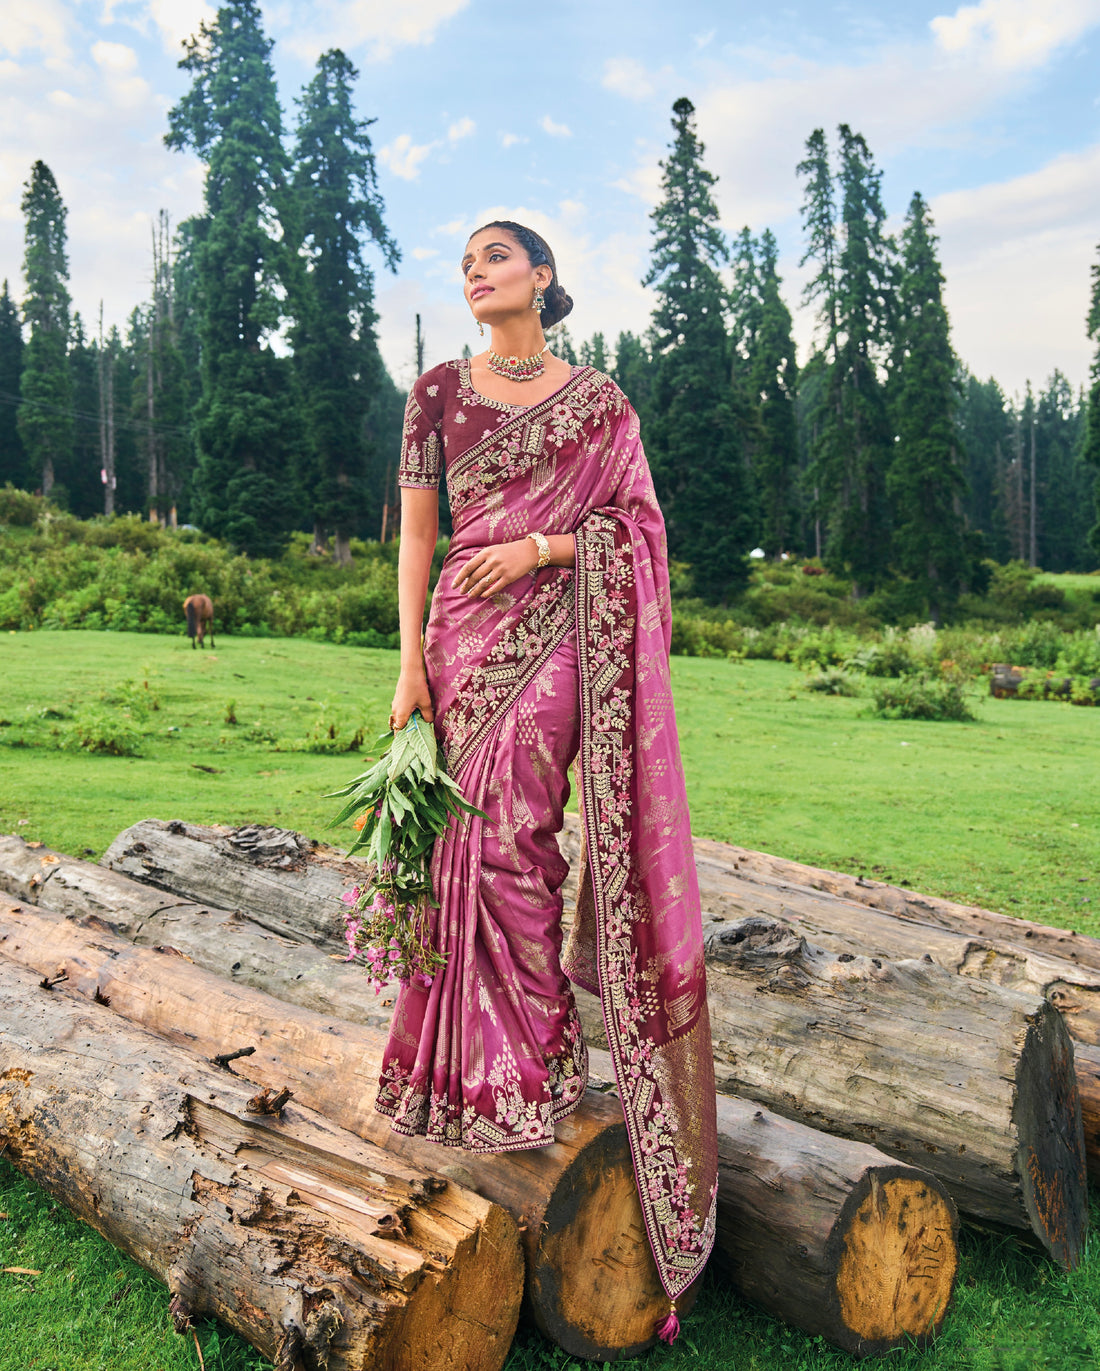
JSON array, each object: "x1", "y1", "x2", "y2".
[{"x1": 461, "y1": 241, "x2": 511, "y2": 264}]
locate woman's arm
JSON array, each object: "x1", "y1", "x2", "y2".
[
  {"x1": 452, "y1": 533, "x2": 576, "y2": 599},
  {"x1": 390, "y1": 487, "x2": 439, "y2": 728}
]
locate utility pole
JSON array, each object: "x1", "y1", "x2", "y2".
[
  {"x1": 1028, "y1": 413, "x2": 1037, "y2": 568},
  {"x1": 97, "y1": 302, "x2": 116, "y2": 517},
  {"x1": 415, "y1": 313, "x2": 424, "y2": 376}
]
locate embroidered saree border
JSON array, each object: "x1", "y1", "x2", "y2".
[{"x1": 572, "y1": 512, "x2": 717, "y2": 1303}]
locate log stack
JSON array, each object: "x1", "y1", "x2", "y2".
[
  {"x1": 0, "y1": 836, "x2": 964, "y2": 1358},
  {"x1": 0, "y1": 956, "x2": 523, "y2": 1371},
  {"x1": 2, "y1": 814, "x2": 1094, "y2": 1355},
  {"x1": 67, "y1": 821, "x2": 1091, "y2": 1262}
]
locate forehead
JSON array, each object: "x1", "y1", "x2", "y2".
[{"x1": 463, "y1": 230, "x2": 520, "y2": 260}]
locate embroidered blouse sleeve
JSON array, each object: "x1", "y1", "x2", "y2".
[{"x1": 398, "y1": 373, "x2": 445, "y2": 490}]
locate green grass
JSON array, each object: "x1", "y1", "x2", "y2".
[{"x1": 3, "y1": 630, "x2": 1100, "y2": 1369}]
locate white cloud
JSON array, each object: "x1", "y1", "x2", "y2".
[
  {"x1": 281, "y1": 0, "x2": 470, "y2": 62},
  {"x1": 930, "y1": 0, "x2": 1100, "y2": 71},
  {"x1": 91, "y1": 39, "x2": 150, "y2": 107},
  {"x1": 602, "y1": 57, "x2": 655, "y2": 100},
  {"x1": 0, "y1": 3, "x2": 69, "y2": 61},
  {"x1": 931, "y1": 143, "x2": 1100, "y2": 391},
  {"x1": 378, "y1": 133, "x2": 436, "y2": 181},
  {"x1": 500, "y1": 132, "x2": 526, "y2": 148},
  {"x1": 411, "y1": 246, "x2": 438, "y2": 260},
  {"x1": 540, "y1": 115, "x2": 572, "y2": 138},
  {"x1": 447, "y1": 117, "x2": 475, "y2": 142},
  {"x1": 146, "y1": 0, "x2": 215, "y2": 55}
]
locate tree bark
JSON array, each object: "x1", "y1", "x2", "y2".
[
  {"x1": 0, "y1": 869, "x2": 671, "y2": 1362},
  {"x1": 0, "y1": 956, "x2": 522, "y2": 1371}
]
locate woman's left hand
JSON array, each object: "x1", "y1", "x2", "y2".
[{"x1": 453, "y1": 539, "x2": 539, "y2": 599}]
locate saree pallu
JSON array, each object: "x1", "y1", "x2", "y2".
[{"x1": 377, "y1": 359, "x2": 718, "y2": 1301}]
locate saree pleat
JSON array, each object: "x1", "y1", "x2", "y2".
[
  {"x1": 377, "y1": 358, "x2": 717, "y2": 1301},
  {"x1": 376, "y1": 633, "x2": 588, "y2": 1152}
]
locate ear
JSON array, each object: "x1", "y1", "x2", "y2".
[{"x1": 534, "y1": 264, "x2": 553, "y2": 291}]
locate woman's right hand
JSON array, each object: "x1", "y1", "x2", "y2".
[{"x1": 390, "y1": 669, "x2": 434, "y2": 731}]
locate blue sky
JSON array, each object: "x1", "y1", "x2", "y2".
[{"x1": 1, "y1": 0, "x2": 1098, "y2": 397}]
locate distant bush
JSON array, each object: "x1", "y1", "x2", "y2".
[
  {"x1": 0, "y1": 516, "x2": 416, "y2": 646},
  {"x1": 803, "y1": 670, "x2": 861, "y2": 696},
  {"x1": 0, "y1": 484, "x2": 46, "y2": 526},
  {"x1": 869, "y1": 674, "x2": 976, "y2": 722}
]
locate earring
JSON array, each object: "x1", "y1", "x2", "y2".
[
  {"x1": 477, "y1": 319, "x2": 484, "y2": 336},
  {"x1": 532, "y1": 286, "x2": 545, "y2": 313}
]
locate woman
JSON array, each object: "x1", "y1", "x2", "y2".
[{"x1": 379, "y1": 220, "x2": 717, "y2": 1325}]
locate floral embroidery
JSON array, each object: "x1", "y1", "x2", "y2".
[
  {"x1": 375, "y1": 1003, "x2": 587, "y2": 1153},
  {"x1": 570, "y1": 512, "x2": 718, "y2": 1299},
  {"x1": 443, "y1": 573, "x2": 577, "y2": 777}
]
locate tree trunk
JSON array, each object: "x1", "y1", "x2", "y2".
[
  {"x1": 0, "y1": 862, "x2": 672, "y2": 1362},
  {"x1": 0, "y1": 895, "x2": 963, "y2": 1359},
  {"x1": 715, "y1": 1094, "x2": 958, "y2": 1357},
  {"x1": 0, "y1": 956, "x2": 523, "y2": 1371},
  {"x1": 693, "y1": 919, "x2": 1085, "y2": 1268}
]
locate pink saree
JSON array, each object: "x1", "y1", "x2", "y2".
[{"x1": 376, "y1": 357, "x2": 718, "y2": 1302}]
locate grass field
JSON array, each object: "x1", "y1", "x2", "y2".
[{"x1": 2, "y1": 629, "x2": 1100, "y2": 1370}]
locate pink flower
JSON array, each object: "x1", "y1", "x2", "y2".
[{"x1": 340, "y1": 887, "x2": 360, "y2": 906}]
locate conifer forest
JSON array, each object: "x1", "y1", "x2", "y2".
[{"x1": 2, "y1": 2, "x2": 1099, "y2": 620}]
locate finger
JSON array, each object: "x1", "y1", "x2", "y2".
[{"x1": 453, "y1": 552, "x2": 486, "y2": 589}]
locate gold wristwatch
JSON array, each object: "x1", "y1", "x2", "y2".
[{"x1": 527, "y1": 531, "x2": 551, "y2": 569}]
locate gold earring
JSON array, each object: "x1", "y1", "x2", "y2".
[
  {"x1": 532, "y1": 286, "x2": 545, "y2": 312},
  {"x1": 477, "y1": 320, "x2": 484, "y2": 336}
]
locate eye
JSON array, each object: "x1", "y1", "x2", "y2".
[{"x1": 488, "y1": 252, "x2": 506, "y2": 262}]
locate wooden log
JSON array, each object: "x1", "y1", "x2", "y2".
[
  {"x1": 1075, "y1": 1043, "x2": 1100, "y2": 1184},
  {"x1": 0, "y1": 884, "x2": 669, "y2": 1361},
  {"x1": 591, "y1": 1049, "x2": 960, "y2": 1357},
  {"x1": 0, "y1": 956, "x2": 522, "y2": 1371},
  {"x1": 0, "y1": 897, "x2": 961, "y2": 1359},
  {"x1": 85, "y1": 818, "x2": 1100, "y2": 1041},
  {"x1": 697, "y1": 919, "x2": 1087, "y2": 1268}
]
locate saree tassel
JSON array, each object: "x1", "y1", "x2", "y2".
[{"x1": 655, "y1": 1303, "x2": 680, "y2": 1345}]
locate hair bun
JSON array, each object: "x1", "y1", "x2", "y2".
[{"x1": 541, "y1": 281, "x2": 573, "y2": 329}]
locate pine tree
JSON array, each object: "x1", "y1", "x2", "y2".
[
  {"x1": 166, "y1": 0, "x2": 300, "y2": 556},
  {"x1": 799, "y1": 127, "x2": 895, "y2": 593},
  {"x1": 549, "y1": 322, "x2": 578, "y2": 364},
  {"x1": 1035, "y1": 372, "x2": 1091, "y2": 571},
  {"x1": 610, "y1": 330, "x2": 653, "y2": 415},
  {"x1": 644, "y1": 97, "x2": 753, "y2": 601},
  {"x1": 66, "y1": 313, "x2": 103, "y2": 517},
  {"x1": 579, "y1": 332, "x2": 608, "y2": 371},
  {"x1": 742, "y1": 230, "x2": 799, "y2": 557},
  {"x1": 958, "y1": 372, "x2": 1012, "y2": 563},
  {"x1": 291, "y1": 48, "x2": 399, "y2": 564},
  {"x1": 887, "y1": 192, "x2": 969, "y2": 619},
  {"x1": 1086, "y1": 238, "x2": 1100, "y2": 554},
  {"x1": 0, "y1": 280, "x2": 26, "y2": 487},
  {"x1": 17, "y1": 161, "x2": 72, "y2": 500}
]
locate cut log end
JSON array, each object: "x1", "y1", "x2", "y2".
[
  {"x1": 834, "y1": 1173, "x2": 957, "y2": 1355},
  {"x1": 1014, "y1": 1009, "x2": 1088, "y2": 1270},
  {"x1": 532, "y1": 1121, "x2": 668, "y2": 1362}
]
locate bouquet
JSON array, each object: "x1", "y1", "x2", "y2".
[{"x1": 325, "y1": 710, "x2": 483, "y2": 993}]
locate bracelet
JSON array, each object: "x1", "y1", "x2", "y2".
[{"x1": 526, "y1": 531, "x2": 551, "y2": 569}]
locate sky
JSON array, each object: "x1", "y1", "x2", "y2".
[{"x1": 1, "y1": 0, "x2": 1098, "y2": 398}]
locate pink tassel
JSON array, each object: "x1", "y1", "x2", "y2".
[{"x1": 656, "y1": 1306, "x2": 680, "y2": 1345}]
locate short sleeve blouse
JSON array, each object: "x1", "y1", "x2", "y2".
[{"x1": 397, "y1": 368, "x2": 447, "y2": 490}]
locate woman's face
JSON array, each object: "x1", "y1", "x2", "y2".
[{"x1": 461, "y1": 229, "x2": 551, "y2": 326}]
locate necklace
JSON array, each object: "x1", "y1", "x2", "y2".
[{"x1": 486, "y1": 343, "x2": 549, "y2": 382}]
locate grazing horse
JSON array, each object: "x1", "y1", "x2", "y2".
[{"x1": 183, "y1": 594, "x2": 215, "y2": 650}]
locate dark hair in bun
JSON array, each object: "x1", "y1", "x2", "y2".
[{"x1": 470, "y1": 220, "x2": 574, "y2": 329}]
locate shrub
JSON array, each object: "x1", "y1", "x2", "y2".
[
  {"x1": 803, "y1": 670, "x2": 861, "y2": 696},
  {"x1": 62, "y1": 707, "x2": 144, "y2": 756},
  {"x1": 869, "y1": 674, "x2": 976, "y2": 722},
  {"x1": 0, "y1": 484, "x2": 46, "y2": 526}
]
